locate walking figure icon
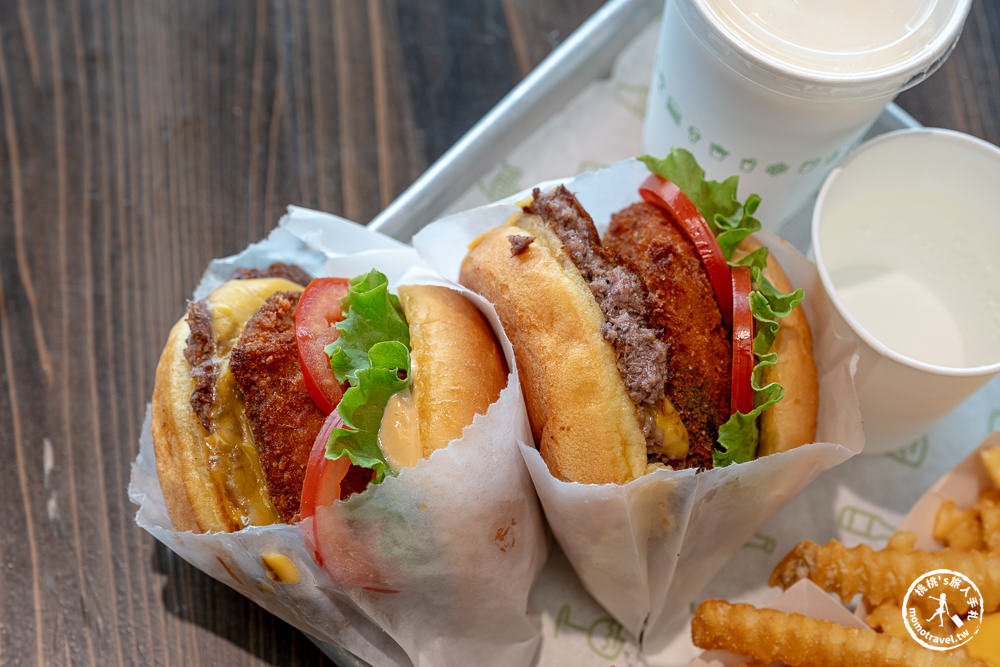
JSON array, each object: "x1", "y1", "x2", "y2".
[{"x1": 925, "y1": 593, "x2": 964, "y2": 628}]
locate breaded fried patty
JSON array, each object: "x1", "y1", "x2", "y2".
[
  {"x1": 605, "y1": 202, "x2": 731, "y2": 469},
  {"x1": 229, "y1": 291, "x2": 325, "y2": 521}
]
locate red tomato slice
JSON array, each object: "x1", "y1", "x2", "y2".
[
  {"x1": 639, "y1": 174, "x2": 734, "y2": 327},
  {"x1": 730, "y1": 266, "x2": 754, "y2": 415},
  {"x1": 299, "y1": 410, "x2": 350, "y2": 523},
  {"x1": 296, "y1": 277, "x2": 350, "y2": 414},
  {"x1": 300, "y1": 410, "x2": 377, "y2": 566},
  {"x1": 300, "y1": 411, "x2": 349, "y2": 566}
]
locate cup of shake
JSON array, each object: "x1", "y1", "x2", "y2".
[
  {"x1": 812, "y1": 128, "x2": 1000, "y2": 453},
  {"x1": 644, "y1": 0, "x2": 972, "y2": 229}
]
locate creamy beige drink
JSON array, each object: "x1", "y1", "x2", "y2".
[{"x1": 700, "y1": 0, "x2": 958, "y2": 76}]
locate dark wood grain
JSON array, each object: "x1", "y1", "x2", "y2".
[{"x1": 0, "y1": 1, "x2": 997, "y2": 665}]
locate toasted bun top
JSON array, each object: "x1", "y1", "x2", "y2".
[
  {"x1": 736, "y1": 236, "x2": 818, "y2": 455},
  {"x1": 152, "y1": 277, "x2": 302, "y2": 533},
  {"x1": 398, "y1": 283, "x2": 508, "y2": 458},
  {"x1": 460, "y1": 221, "x2": 648, "y2": 484}
]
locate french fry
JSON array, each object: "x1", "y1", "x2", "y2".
[
  {"x1": 982, "y1": 446, "x2": 1000, "y2": 489},
  {"x1": 692, "y1": 600, "x2": 986, "y2": 667},
  {"x1": 887, "y1": 531, "x2": 916, "y2": 552},
  {"x1": 934, "y1": 500, "x2": 985, "y2": 550},
  {"x1": 976, "y1": 489, "x2": 1000, "y2": 552},
  {"x1": 769, "y1": 540, "x2": 1000, "y2": 612},
  {"x1": 865, "y1": 601, "x2": 909, "y2": 640}
]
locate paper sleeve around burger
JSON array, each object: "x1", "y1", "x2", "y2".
[
  {"x1": 412, "y1": 157, "x2": 864, "y2": 650},
  {"x1": 131, "y1": 208, "x2": 549, "y2": 667}
]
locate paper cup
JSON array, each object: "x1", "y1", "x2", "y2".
[
  {"x1": 644, "y1": 0, "x2": 971, "y2": 229},
  {"x1": 812, "y1": 129, "x2": 1000, "y2": 454}
]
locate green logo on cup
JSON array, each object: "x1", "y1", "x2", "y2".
[
  {"x1": 666, "y1": 94, "x2": 681, "y2": 125},
  {"x1": 799, "y1": 158, "x2": 820, "y2": 174},
  {"x1": 709, "y1": 143, "x2": 729, "y2": 161}
]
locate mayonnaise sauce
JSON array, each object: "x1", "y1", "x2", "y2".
[
  {"x1": 378, "y1": 389, "x2": 422, "y2": 472},
  {"x1": 699, "y1": 0, "x2": 957, "y2": 76}
]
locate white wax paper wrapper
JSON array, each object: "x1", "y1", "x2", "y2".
[
  {"x1": 413, "y1": 158, "x2": 865, "y2": 653},
  {"x1": 129, "y1": 206, "x2": 548, "y2": 667}
]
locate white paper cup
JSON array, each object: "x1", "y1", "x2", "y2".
[
  {"x1": 812, "y1": 129, "x2": 1000, "y2": 454},
  {"x1": 644, "y1": 0, "x2": 971, "y2": 229}
]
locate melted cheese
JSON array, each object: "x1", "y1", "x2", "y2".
[
  {"x1": 260, "y1": 553, "x2": 300, "y2": 584},
  {"x1": 651, "y1": 398, "x2": 690, "y2": 461},
  {"x1": 203, "y1": 277, "x2": 302, "y2": 529},
  {"x1": 378, "y1": 389, "x2": 422, "y2": 472},
  {"x1": 966, "y1": 613, "x2": 1000, "y2": 666}
]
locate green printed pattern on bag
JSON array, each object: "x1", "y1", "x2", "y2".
[{"x1": 554, "y1": 604, "x2": 625, "y2": 660}]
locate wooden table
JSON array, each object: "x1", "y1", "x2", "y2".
[{"x1": 1, "y1": 2, "x2": 997, "y2": 665}]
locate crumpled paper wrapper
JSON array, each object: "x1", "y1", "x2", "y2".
[
  {"x1": 690, "y1": 431, "x2": 1000, "y2": 666},
  {"x1": 412, "y1": 158, "x2": 865, "y2": 652},
  {"x1": 129, "y1": 206, "x2": 549, "y2": 667}
]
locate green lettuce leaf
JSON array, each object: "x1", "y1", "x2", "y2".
[
  {"x1": 639, "y1": 149, "x2": 805, "y2": 467},
  {"x1": 323, "y1": 270, "x2": 410, "y2": 483},
  {"x1": 638, "y1": 149, "x2": 763, "y2": 258}
]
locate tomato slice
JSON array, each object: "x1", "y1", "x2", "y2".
[
  {"x1": 300, "y1": 410, "x2": 351, "y2": 523},
  {"x1": 639, "y1": 174, "x2": 733, "y2": 327},
  {"x1": 730, "y1": 266, "x2": 754, "y2": 415},
  {"x1": 300, "y1": 411, "x2": 349, "y2": 567},
  {"x1": 296, "y1": 277, "x2": 350, "y2": 414},
  {"x1": 300, "y1": 410, "x2": 377, "y2": 566}
]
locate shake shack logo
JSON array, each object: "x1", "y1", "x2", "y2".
[{"x1": 902, "y1": 569, "x2": 984, "y2": 650}]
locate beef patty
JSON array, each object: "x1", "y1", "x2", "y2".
[
  {"x1": 605, "y1": 202, "x2": 732, "y2": 470},
  {"x1": 524, "y1": 187, "x2": 670, "y2": 407}
]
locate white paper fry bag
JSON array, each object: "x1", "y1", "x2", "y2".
[
  {"x1": 130, "y1": 207, "x2": 548, "y2": 667},
  {"x1": 412, "y1": 158, "x2": 865, "y2": 651}
]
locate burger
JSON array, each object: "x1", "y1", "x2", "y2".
[
  {"x1": 459, "y1": 149, "x2": 818, "y2": 484},
  {"x1": 151, "y1": 265, "x2": 508, "y2": 534}
]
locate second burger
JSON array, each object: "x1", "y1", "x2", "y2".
[{"x1": 459, "y1": 149, "x2": 819, "y2": 484}]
